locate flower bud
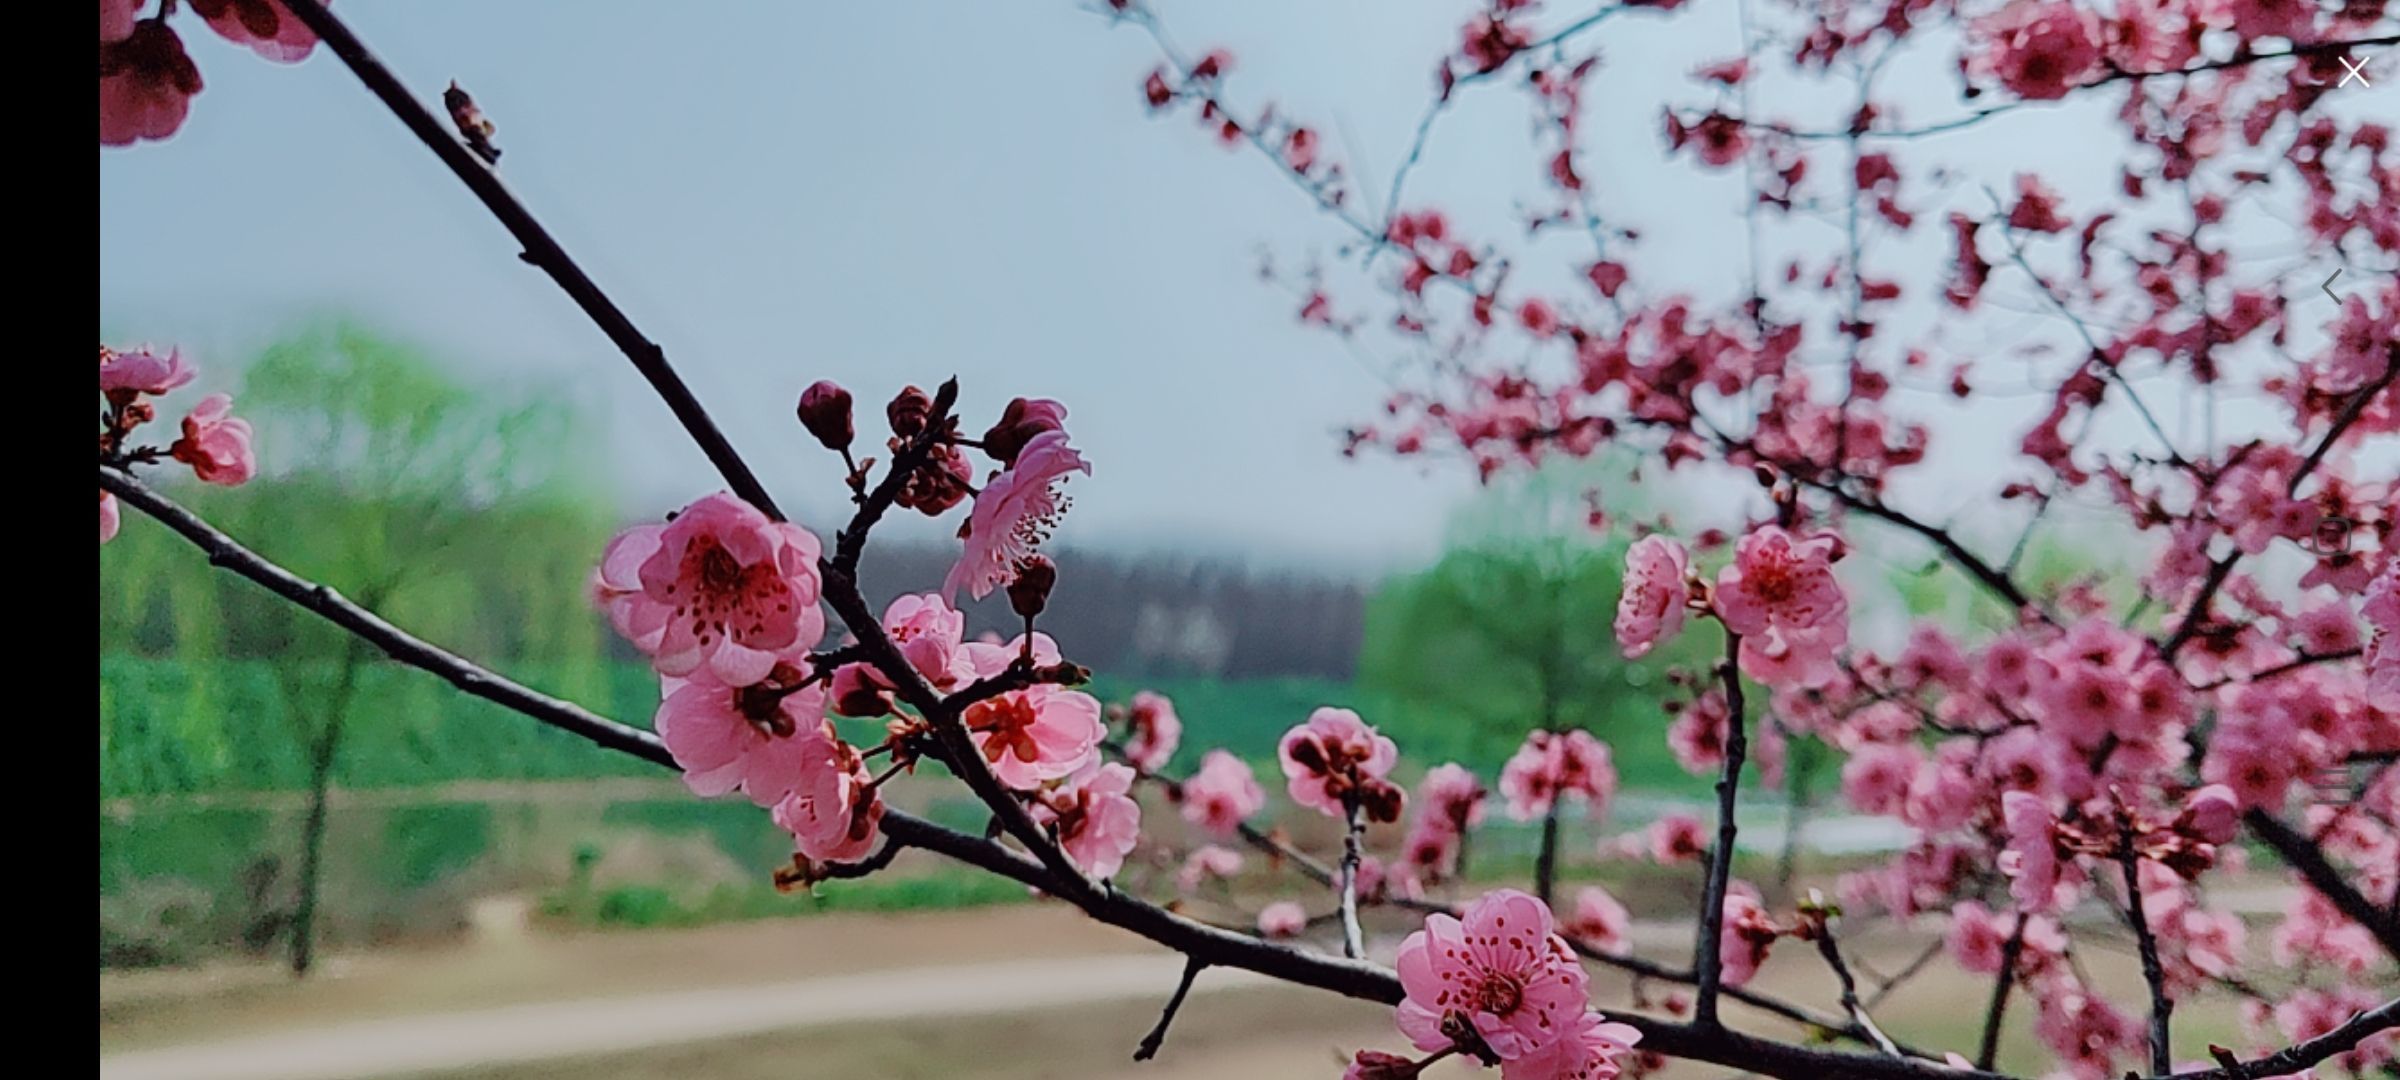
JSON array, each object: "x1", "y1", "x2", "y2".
[
  {"x1": 982, "y1": 397, "x2": 1069, "y2": 467},
  {"x1": 888, "y1": 385, "x2": 933, "y2": 438},
  {"x1": 797, "y1": 380, "x2": 854, "y2": 450},
  {"x1": 1008, "y1": 556, "x2": 1057, "y2": 620}
]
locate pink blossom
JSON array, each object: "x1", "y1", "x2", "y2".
[
  {"x1": 1968, "y1": 0, "x2": 2103, "y2": 101},
  {"x1": 1499, "y1": 1009, "x2": 1642, "y2": 1080},
  {"x1": 167, "y1": 393, "x2": 256, "y2": 486},
  {"x1": 2367, "y1": 561, "x2": 2400, "y2": 712},
  {"x1": 101, "y1": 491, "x2": 122, "y2": 544},
  {"x1": 99, "y1": 345, "x2": 196, "y2": 398},
  {"x1": 1499, "y1": 729, "x2": 1619, "y2": 821},
  {"x1": 1035, "y1": 762, "x2": 1142, "y2": 879},
  {"x1": 770, "y1": 730, "x2": 883, "y2": 864},
  {"x1": 1176, "y1": 844, "x2": 1243, "y2": 892},
  {"x1": 1180, "y1": 749, "x2": 1266, "y2": 835},
  {"x1": 1946, "y1": 901, "x2": 2013, "y2": 974},
  {"x1": 1840, "y1": 741, "x2": 1921, "y2": 817},
  {"x1": 1123, "y1": 690, "x2": 1182, "y2": 772},
  {"x1": 1999, "y1": 792, "x2": 2065, "y2": 912},
  {"x1": 1717, "y1": 891, "x2": 1779, "y2": 988},
  {"x1": 1715, "y1": 527, "x2": 1847, "y2": 636},
  {"x1": 655, "y1": 664, "x2": 826, "y2": 807},
  {"x1": 882, "y1": 592, "x2": 973, "y2": 690},
  {"x1": 1258, "y1": 900, "x2": 1308, "y2": 938},
  {"x1": 1563, "y1": 886, "x2": 1631, "y2": 954},
  {"x1": 591, "y1": 493, "x2": 827, "y2": 685},
  {"x1": 945, "y1": 429, "x2": 1088, "y2": 601},
  {"x1": 102, "y1": 0, "x2": 141, "y2": 43},
  {"x1": 1645, "y1": 813, "x2": 1708, "y2": 863},
  {"x1": 1416, "y1": 763, "x2": 1488, "y2": 832},
  {"x1": 190, "y1": 0, "x2": 319, "y2": 63},
  {"x1": 1278, "y1": 707, "x2": 1405, "y2": 822},
  {"x1": 1614, "y1": 535, "x2": 1691, "y2": 659},
  {"x1": 963, "y1": 683, "x2": 1104, "y2": 789},
  {"x1": 99, "y1": 21, "x2": 203, "y2": 146},
  {"x1": 1394, "y1": 889, "x2": 1591, "y2": 1060},
  {"x1": 2178, "y1": 784, "x2": 2240, "y2": 846}
]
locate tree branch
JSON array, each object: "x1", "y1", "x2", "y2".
[
  {"x1": 1975, "y1": 915, "x2": 2028, "y2": 1071},
  {"x1": 2152, "y1": 997, "x2": 2397, "y2": 1080},
  {"x1": 2117, "y1": 824, "x2": 2173, "y2": 1075},
  {"x1": 1693, "y1": 626, "x2": 1748, "y2": 1027},
  {"x1": 273, "y1": 0, "x2": 783, "y2": 521},
  {"x1": 2243, "y1": 808, "x2": 2400, "y2": 958},
  {"x1": 1337, "y1": 800, "x2": 1366, "y2": 959},
  {"x1": 1134, "y1": 956, "x2": 1208, "y2": 1061}
]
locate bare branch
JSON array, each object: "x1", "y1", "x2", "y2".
[{"x1": 1693, "y1": 626, "x2": 1749, "y2": 1027}]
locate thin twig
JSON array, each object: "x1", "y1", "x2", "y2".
[
  {"x1": 2117, "y1": 821, "x2": 2173, "y2": 1075},
  {"x1": 1693, "y1": 627, "x2": 1748, "y2": 1028},
  {"x1": 1975, "y1": 916, "x2": 2029, "y2": 1071},
  {"x1": 1133, "y1": 956, "x2": 1208, "y2": 1061},
  {"x1": 1808, "y1": 910, "x2": 1904, "y2": 1058},
  {"x1": 1338, "y1": 800, "x2": 1366, "y2": 960}
]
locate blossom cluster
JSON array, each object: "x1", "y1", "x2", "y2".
[
  {"x1": 102, "y1": 0, "x2": 320, "y2": 147},
  {"x1": 99, "y1": 343, "x2": 257, "y2": 541},
  {"x1": 592, "y1": 383, "x2": 1125, "y2": 881}
]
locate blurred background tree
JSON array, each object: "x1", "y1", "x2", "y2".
[{"x1": 99, "y1": 322, "x2": 618, "y2": 974}]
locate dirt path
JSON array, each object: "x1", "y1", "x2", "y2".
[{"x1": 100, "y1": 953, "x2": 1276, "y2": 1080}]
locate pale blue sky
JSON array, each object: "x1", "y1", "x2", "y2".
[{"x1": 99, "y1": 2, "x2": 2395, "y2": 574}]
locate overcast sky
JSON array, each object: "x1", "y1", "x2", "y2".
[{"x1": 98, "y1": 2, "x2": 2395, "y2": 576}]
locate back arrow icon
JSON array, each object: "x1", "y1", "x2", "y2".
[{"x1": 2323, "y1": 269, "x2": 2343, "y2": 303}]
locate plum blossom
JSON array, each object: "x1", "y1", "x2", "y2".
[
  {"x1": 1401, "y1": 763, "x2": 1486, "y2": 879},
  {"x1": 963, "y1": 681, "x2": 1104, "y2": 789},
  {"x1": 99, "y1": 345, "x2": 196, "y2": 399},
  {"x1": 1645, "y1": 813, "x2": 1708, "y2": 862},
  {"x1": 1394, "y1": 889, "x2": 1591, "y2": 1061},
  {"x1": 1499, "y1": 1009, "x2": 1641, "y2": 1080},
  {"x1": 1718, "y1": 890, "x2": 1780, "y2": 987},
  {"x1": 100, "y1": 21, "x2": 202, "y2": 146},
  {"x1": 101, "y1": 492, "x2": 122, "y2": 544},
  {"x1": 1999, "y1": 792, "x2": 2067, "y2": 912},
  {"x1": 1258, "y1": 900, "x2": 1308, "y2": 938},
  {"x1": 1278, "y1": 707, "x2": 1405, "y2": 822},
  {"x1": 169, "y1": 394, "x2": 256, "y2": 486},
  {"x1": 945, "y1": 430, "x2": 1088, "y2": 601},
  {"x1": 593, "y1": 493, "x2": 827, "y2": 685},
  {"x1": 1716, "y1": 527, "x2": 1847, "y2": 636},
  {"x1": 2367, "y1": 561, "x2": 2400, "y2": 712},
  {"x1": 103, "y1": 0, "x2": 141, "y2": 42},
  {"x1": 190, "y1": 0, "x2": 319, "y2": 62},
  {"x1": 655, "y1": 663, "x2": 827, "y2": 807},
  {"x1": 771, "y1": 730, "x2": 883, "y2": 864},
  {"x1": 1615, "y1": 535, "x2": 1691, "y2": 659},
  {"x1": 1968, "y1": 0, "x2": 2103, "y2": 101},
  {"x1": 1122, "y1": 690, "x2": 1182, "y2": 772},
  {"x1": 1563, "y1": 886, "x2": 1631, "y2": 954},
  {"x1": 1034, "y1": 762, "x2": 1142, "y2": 879},
  {"x1": 1176, "y1": 844, "x2": 1243, "y2": 892},
  {"x1": 1498, "y1": 729, "x2": 1619, "y2": 822},
  {"x1": 1180, "y1": 749, "x2": 1265, "y2": 836}
]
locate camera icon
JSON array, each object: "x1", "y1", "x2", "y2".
[{"x1": 2303, "y1": 514, "x2": 2355, "y2": 557}]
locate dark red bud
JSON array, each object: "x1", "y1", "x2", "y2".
[
  {"x1": 797, "y1": 380, "x2": 854, "y2": 451},
  {"x1": 888, "y1": 386, "x2": 933, "y2": 438},
  {"x1": 1008, "y1": 556, "x2": 1057, "y2": 620}
]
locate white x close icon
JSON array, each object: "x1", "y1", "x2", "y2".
[{"x1": 2338, "y1": 54, "x2": 2372, "y2": 89}]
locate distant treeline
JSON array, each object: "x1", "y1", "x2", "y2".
[{"x1": 857, "y1": 546, "x2": 1370, "y2": 681}]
